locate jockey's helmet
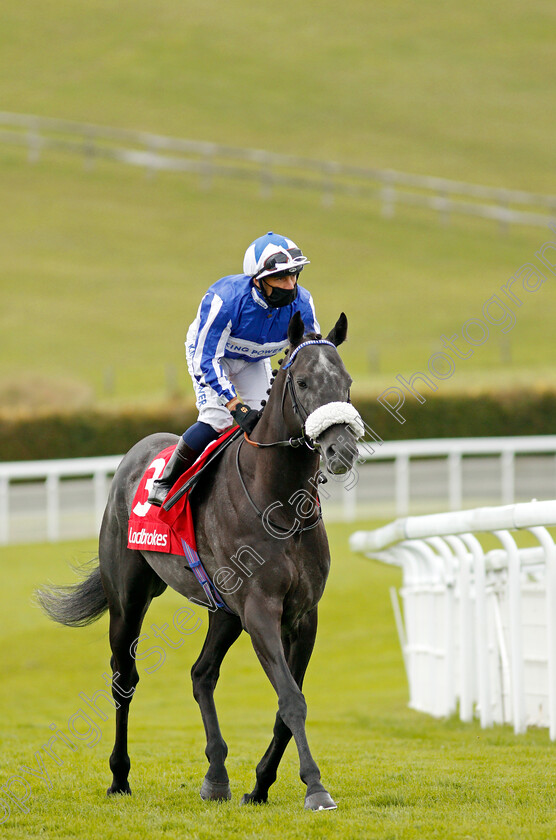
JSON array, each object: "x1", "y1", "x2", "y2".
[{"x1": 243, "y1": 232, "x2": 310, "y2": 281}]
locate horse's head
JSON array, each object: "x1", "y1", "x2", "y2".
[{"x1": 279, "y1": 311, "x2": 364, "y2": 476}]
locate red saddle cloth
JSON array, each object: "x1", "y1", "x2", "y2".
[{"x1": 127, "y1": 427, "x2": 238, "y2": 556}]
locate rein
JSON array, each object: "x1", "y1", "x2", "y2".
[
  {"x1": 242, "y1": 431, "x2": 310, "y2": 449},
  {"x1": 236, "y1": 338, "x2": 337, "y2": 535},
  {"x1": 236, "y1": 439, "x2": 323, "y2": 536}
]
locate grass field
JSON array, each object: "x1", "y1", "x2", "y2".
[
  {"x1": 2, "y1": 524, "x2": 556, "y2": 839},
  {"x1": 2, "y1": 146, "x2": 555, "y2": 411},
  {"x1": 1, "y1": 1, "x2": 554, "y2": 191},
  {"x1": 2, "y1": 5, "x2": 556, "y2": 836},
  {"x1": 1, "y1": 1, "x2": 556, "y2": 412}
]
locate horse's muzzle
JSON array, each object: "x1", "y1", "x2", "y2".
[{"x1": 319, "y1": 424, "x2": 359, "y2": 475}]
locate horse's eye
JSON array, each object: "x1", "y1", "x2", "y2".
[{"x1": 297, "y1": 379, "x2": 307, "y2": 389}]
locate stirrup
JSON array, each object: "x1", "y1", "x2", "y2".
[
  {"x1": 148, "y1": 480, "x2": 173, "y2": 507},
  {"x1": 147, "y1": 440, "x2": 198, "y2": 507}
]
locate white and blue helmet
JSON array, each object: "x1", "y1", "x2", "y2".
[{"x1": 243, "y1": 232, "x2": 310, "y2": 281}]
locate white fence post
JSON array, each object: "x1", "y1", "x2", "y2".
[
  {"x1": 448, "y1": 451, "x2": 462, "y2": 510},
  {"x1": 528, "y1": 526, "x2": 556, "y2": 740},
  {"x1": 395, "y1": 454, "x2": 410, "y2": 516},
  {"x1": 462, "y1": 532, "x2": 492, "y2": 729},
  {"x1": 342, "y1": 481, "x2": 357, "y2": 521},
  {"x1": 350, "y1": 498, "x2": 556, "y2": 739},
  {"x1": 94, "y1": 470, "x2": 108, "y2": 533},
  {"x1": 447, "y1": 535, "x2": 474, "y2": 723},
  {"x1": 501, "y1": 450, "x2": 515, "y2": 505},
  {"x1": 46, "y1": 473, "x2": 60, "y2": 542},
  {"x1": 0, "y1": 476, "x2": 8, "y2": 545},
  {"x1": 495, "y1": 529, "x2": 526, "y2": 734},
  {"x1": 427, "y1": 536, "x2": 457, "y2": 716}
]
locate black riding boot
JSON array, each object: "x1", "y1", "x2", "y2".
[{"x1": 147, "y1": 438, "x2": 199, "y2": 507}]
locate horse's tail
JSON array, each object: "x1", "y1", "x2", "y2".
[{"x1": 36, "y1": 560, "x2": 108, "y2": 627}]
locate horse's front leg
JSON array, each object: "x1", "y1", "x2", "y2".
[
  {"x1": 191, "y1": 609, "x2": 243, "y2": 800},
  {"x1": 243, "y1": 599, "x2": 336, "y2": 811},
  {"x1": 242, "y1": 607, "x2": 320, "y2": 806}
]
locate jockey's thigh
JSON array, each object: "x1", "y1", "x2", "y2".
[
  {"x1": 186, "y1": 350, "x2": 232, "y2": 434},
  {"x1": 191, "y1": 387, "x2": 232, "y2": 433},
  {"x1": 227, "y1": 357, "x2": 272, "y2": 409},
  {"x1": 185, "y1": 345, "x2": 271, "y2": 432}
]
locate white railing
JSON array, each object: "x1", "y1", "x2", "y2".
[
  {"x1": 0, "y1": 455, "x2": 122, "y2": 544},
  {"x1": 345, "y1": 434, "x2": 556, "y2": 520},
  {"x1": 3, "y1": 435, "x2": 556, "y2": 543},
  {"x1": 1, "y1": 112, "x2": 555, "y2": 232},
  {"x1": 350, "y1": 500, "x2": 556, "y2": 739}
]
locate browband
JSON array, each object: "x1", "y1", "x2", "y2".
[{"x1": 283, "y1": 339, "x2": 337, "y2": 369}]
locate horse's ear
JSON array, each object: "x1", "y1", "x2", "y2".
[
  {"x1": 288, "y1": 311, "x2": 305, "y2": 348},
  {"x1": 325, "y1": 312, "x2": 348, "y2": 347}
]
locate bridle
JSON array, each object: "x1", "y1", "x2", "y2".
[
  {"x1": 236, "y1": 339, "x2": 338, "y2": 537},
  {"x1": 235, "y1": 442, "x2": 324, "y2": 536},
  {"x1": 242, "y1": 339, "x2": 338, "y2": 452}
]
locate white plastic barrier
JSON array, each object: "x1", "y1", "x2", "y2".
[{"x1": 350, "y1": 500, "x2": 556, "y2": 739}]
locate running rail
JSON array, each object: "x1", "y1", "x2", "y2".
[{"x1": 350, "y1": 499, "x2": 556, "y2": 739}]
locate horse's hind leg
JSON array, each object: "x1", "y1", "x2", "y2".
[
  {"x1": 241, "y1": 608, "x2": 319, "y2": 806},
  {"x1": 101, "y1": 547, "x2": 166, "y2": 795},
  {"x1": 191, "y1": 609, "x2": 243, "y2": 801}
]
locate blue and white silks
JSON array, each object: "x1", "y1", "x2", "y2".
[{"x1": 186, "y1": 274, "x2": 319, "y2": 404}]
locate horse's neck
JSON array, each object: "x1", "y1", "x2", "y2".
[{"x1": 246, "y1": 376, "x2": 320, "y2": 496}]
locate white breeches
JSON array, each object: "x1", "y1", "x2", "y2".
[{"x1": 186, "y1": 348, "x2": 272, "y2": 432}]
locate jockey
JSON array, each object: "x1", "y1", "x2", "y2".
[{"x1": 148, "y1": 231, "x2": 320, "y2": 506}]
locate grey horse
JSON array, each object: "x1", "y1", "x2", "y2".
[{"x1": 38, "y1": 311, "x2": 361, "y2": 811}]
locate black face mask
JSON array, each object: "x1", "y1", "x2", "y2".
[{"x1": 261, "y1": 279, "x2": 299, "y2": 308}]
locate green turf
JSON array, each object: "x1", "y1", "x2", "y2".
[
  {"x1": 1, "y1": 524, "x2": 555, "y2": 839},
  {"x1": 1, "y1": 1, "x2": 555, "y2": 191},
  {"x1": 1, "y1": 146, "x2": 555, "y2": 411}
]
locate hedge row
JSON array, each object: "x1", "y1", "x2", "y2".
[
  {"x1": 0, "y1": 405, "x2": 197, "y2": 462},
  {"x1": 359, "y1": 389, "x2": 556, "y2": 443},
  {"x1": 1, "y1": 390, "x2": 555, "y2": 462}
]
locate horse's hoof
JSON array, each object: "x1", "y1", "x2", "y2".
[
  {"x1": 106, "y1": 783, "x2": 131, "y2": 796},
  {"x1": 200, "y1": 778, "x2": 232, "y2": 801},
  {"x1": 304, "y1": 791, "x2": 337, "y2": 811},
  {"x1": 240, "y1": 792, "x2": 267, "y2": 805}
]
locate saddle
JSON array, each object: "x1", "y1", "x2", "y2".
[
  {"x1": 127, "y1": 427, "x2": 242, "y2": 613},
  {"x1": 162, "y1": 426, "x2": 242, "y2": 511}
]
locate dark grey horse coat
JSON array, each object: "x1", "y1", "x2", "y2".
[{"x1": 38, "y1": 312, "x2": 360, "y2": 811}]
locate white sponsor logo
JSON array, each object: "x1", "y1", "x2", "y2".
[
  {"x1": 226, "y1": 339, "x2": 288, "y2": 358},
  {"x1": 128, "y1": 526, "x2": 169, "y2": 548}
]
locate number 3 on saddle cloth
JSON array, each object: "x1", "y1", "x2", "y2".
[{"x1": 127, "y1": 426, "x2": 240, "y2": 613}]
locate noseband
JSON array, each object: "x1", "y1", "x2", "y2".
[
  {"x1": 236, "y1": 339, "x2": 362, "y2": 537},
  {"x1": 244, "y1": 338, "x2": 363, "y2": 450}
]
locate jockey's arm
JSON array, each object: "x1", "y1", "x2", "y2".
[{"x1": 190, "y1": 292, "x2": 237, "y2": 403}]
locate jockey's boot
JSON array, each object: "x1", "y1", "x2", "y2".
[{"x1": 147, "y1": 438, "x2": 199, "y2": 507}]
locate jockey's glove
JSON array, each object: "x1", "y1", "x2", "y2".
[{"x1": 230, "y1": 402, "x2": 261, "y2": 434}]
